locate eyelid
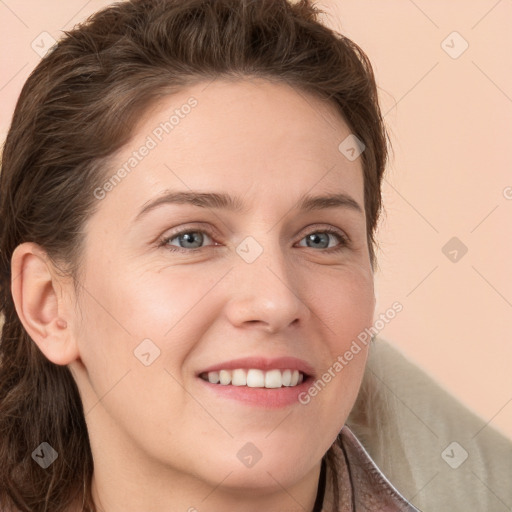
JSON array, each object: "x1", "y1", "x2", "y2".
[
  {"x1": 158, "y1": 222, "x2": 219, "y2": 246},
  {"x1": 159, "y1": 222, "x2": 350, "y2": 252}
]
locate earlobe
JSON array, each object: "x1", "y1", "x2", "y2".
[{"x1": 10, "y1": 242, "x2": 78, "y2": 366}]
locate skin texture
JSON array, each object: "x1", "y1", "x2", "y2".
[{"x1": 11, "y1": 78, "x2": 376, "y2": 512}]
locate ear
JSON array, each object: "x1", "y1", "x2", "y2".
[{"x1": 10, "y1": 242, "x2": 79, "y2": 366}]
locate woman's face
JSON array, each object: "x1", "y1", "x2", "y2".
[{"x1": 68, "y1": 78, "x2": 375, "y2": 502}]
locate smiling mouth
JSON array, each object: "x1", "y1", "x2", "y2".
[{"x1": 199, "y1": 368, "x2": 307, "y2": 388}]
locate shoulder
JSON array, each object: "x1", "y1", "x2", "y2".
[
  {"x1": 348, "y1": 337, "x2": 512, "y2": 511},
  {"x1": 322, "y1": 426, "x2": 420, "y2": 511}
]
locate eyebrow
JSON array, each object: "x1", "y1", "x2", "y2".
[{"x1": 134, "y1": 189, "x2": 363, "y2": 222}]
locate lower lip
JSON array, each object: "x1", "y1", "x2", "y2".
[{"x1": 197, "y1": 376, "x2": 313, "y2": 408}]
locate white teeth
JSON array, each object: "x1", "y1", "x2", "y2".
[
  {"x1": 207, "y1": 371, "x2": 220, "y2": 384},
  {"x1": 281, "y1": 369, "x2": 292, "y2": 386},
  {"x1": 264, "y1": 369, "x2": 282, "y2": 388},
  {"x1": 247, "y1": 369, "x2": 265, "y2": 387},
  {"x1": 231, "y1": 369, "x2": 247, "y2": 386},
  {"x1": 219, "y1": 370, "x2": 231, "y2": 385},
  {"x1": 201, "y1": 368, "x2": 306, "y2": 388}
]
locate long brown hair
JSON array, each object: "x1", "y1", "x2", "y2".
[{"x1": 0, "y1": 0, "x2": 389, "y2": 509}]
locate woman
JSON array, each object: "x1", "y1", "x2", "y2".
[{"x1": 0, "y1": 0, "x2": 420, "y2": 510}]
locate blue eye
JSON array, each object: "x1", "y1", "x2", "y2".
[
  {"x1": 163, "y1": 230, "x2": 214, "y2": 251},
  {"x1": 297, "y1": 229, "x2": 348, "y2": 251},
  {"x1": 159, "y1": 226, "x2": 349, "y2": 254}
]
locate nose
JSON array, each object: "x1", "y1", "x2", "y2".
[{"x1": 223, "y1": 238, "x2": 310, "y2": 334}]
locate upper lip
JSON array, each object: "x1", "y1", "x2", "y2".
[{"x1": 198, "y1": 356, "x2": 315, "y2": 378}]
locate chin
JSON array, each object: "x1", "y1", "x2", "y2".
[{"x1": 196, "y1": 447, "x2": 314, "y2": 491}]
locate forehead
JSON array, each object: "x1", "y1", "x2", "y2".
[{"x1": 94, "y1": 78, "x2": 365, "y2": 221}]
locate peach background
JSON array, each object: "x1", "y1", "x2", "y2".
[{"x1": 1, "y1": 1, "x2": 511, "y2": 439}]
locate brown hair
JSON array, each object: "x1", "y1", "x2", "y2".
[{"x1": 0, "y1": 0, "x2": 388, "y2": 509}]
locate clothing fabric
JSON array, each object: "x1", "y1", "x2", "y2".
[
  {"x1": 318, "y1": 425, "x2": 421, "y2": 511},
  {"x1": 348, "y1": 338, "x2": 512, "y2": 511}
]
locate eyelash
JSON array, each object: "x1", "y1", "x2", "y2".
[{"x1": 158, "y1": 225, "x2": 350, "y2": 254}]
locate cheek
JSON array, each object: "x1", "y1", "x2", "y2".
[
  {"x1": 72, "y1": 264, "x2": 200, "y2": 437},
  {"x1": 74, "y1": 261, "x2": 223, "y2": 375},
  {"x1": 301, "y1": 265, "x2": 374, "y2": 421},
  {"x1": 315, "y1": 263, "x2": 375, "y2": 347}
]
